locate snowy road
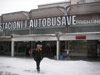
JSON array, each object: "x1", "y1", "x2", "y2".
[{"x1": 0, "y1": 57, "x2": 100, "y2": 75}]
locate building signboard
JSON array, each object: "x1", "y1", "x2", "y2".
[
  {"x1": 0, "y1": 15, "x2": 100, "y2": 30},
  {"x1": 76, "y1": 35, "x2": 86, "y2": 40},
  {"x1": 76, "y1": 19, "x2": 100, "y2": 25},
  {"x1": 0, "y1": 16, "x2": 76, "y2": 30}
]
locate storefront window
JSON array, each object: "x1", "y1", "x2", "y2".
[
  {"x1": 0, "y1": 41, "x2": 11, "y2": 56},
  {"x1": 70, "y1": 40, "x2": 88, "y2": 57}
]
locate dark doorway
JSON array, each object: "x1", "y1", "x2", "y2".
[
  {"x1": 42, "y1": 41, "x2": 56, "y2": 58},
  {"x1": 14, "y1": 41, "x2": 31, "y2": 56},
  {"x1": 87, "y1": 40, "x2": 98, "y2": 58},
  {"x1": 0, "y1": 41, "x2": 11, "y2": 56}
]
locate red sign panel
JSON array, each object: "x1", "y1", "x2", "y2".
[{"x1": 76, "y1": 35, "x2": 86, "y2": 40}]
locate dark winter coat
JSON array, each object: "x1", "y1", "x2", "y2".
[{"x1": 32, "y1": 49, "x2": 43, "y2": 61}]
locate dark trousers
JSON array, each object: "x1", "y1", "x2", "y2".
[{"x1": 36, "y1": 60, "x2": 40, "y2": 71}]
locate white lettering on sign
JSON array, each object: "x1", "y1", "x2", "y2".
[
  {"x1": 17, "y1": 21, "x2": 21, "y2": 29},
  {"x1": 13, "y1": 22, "x2": 17, "y2": 29},
  {"x1": 76, "y1": 20, "x2": 100, "y2": 25},
  {"x1": 67, "y1": 16, "x2": 71, "y2": 25},
  {"x1": 8, "y1": 22, "x2": 12, "y2": 29},
  {"x1": 4, "y1": 23, "x2": 7, "y2": 29},
  {"x1": 0, "y1": 16, "x2": 76, "y2": 30},
  {"x1": 47, "y1": 18, "x2": 51, "y2": 26},
  {"x1": 42, "y1": 18, "x2": 46, "y2": 27},
  {"x1": 57, "y1": 17, "x2": 61, "y2": 26},
  {"x1": 52, "y1": 17, "x2": 56, "y2": 26},
  {"x1": 30, "y1": 20, "x2": 33, "y2": 28},
  {"x1": 33, "y1": 19, "x2": 38, "y2": 27},
  {"x1": 72, "y1": 16, "x2": 76, "y2": 25},
  {"x1": 29, "y1": 16, "x2": 74, "y2": 28},
  {"x1": 62, "y1": 17, "x2": 66, "y2": 26},
  {"x1": 38, "y1": 19, "x2": 41, "y2": 27}
]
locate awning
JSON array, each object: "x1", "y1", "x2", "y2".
[{"x1": 11, "y1": 32, "x2": 100, "y2": 41}]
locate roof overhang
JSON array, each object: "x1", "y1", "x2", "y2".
[
  {"x1": 68, "y1": 2, "x2": 100, "y2": 15},
  {"x1": 30, "y1": 7, "x2": 66, "y2": 19},
  {"x1": 2, "y1": 11, "x2": 29, "y2": 22},
  {"x1": 11, "y1": 32, "x2": 100, "y2": 41},
  {"x1": 60, "y1": 32, "x2": 100, "y2": 40},
  {"x1": 12, "y1": 34, "x2": 57, "y2": 41}
]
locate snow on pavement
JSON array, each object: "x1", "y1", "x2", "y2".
[{"x1": 0, "y1": 56, "x2": 100, "y2": 75}]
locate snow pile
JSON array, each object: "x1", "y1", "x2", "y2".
[{"x1": 0, "y1": 57, "x2": 100, "y2": 75}]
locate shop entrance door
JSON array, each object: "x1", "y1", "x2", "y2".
[{"x1": 87, "y1": 40, "x2": 97, "y2": 58}]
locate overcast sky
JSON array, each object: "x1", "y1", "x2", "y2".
[{"x1": 0, "y1": 0, "x2": 69, "y2": 15}]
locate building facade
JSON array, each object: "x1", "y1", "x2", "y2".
[
  {"x1": 71, "y1": 0, "x2": 100, "y2": 4},
  {"x1": 0, "y1": 0, "x2": 100, "y2": 59}
]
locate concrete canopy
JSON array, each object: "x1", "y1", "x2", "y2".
[
  {"x1": 30, "y1": 7, "x2": 66, "y2": 19},
  {"x1": 2, "y1": 11, "x2": 29, "y2": 22},
  {"x1": 11, "y1": 34, "x2": 57, "y2": 41},
  {"x1": 11, "y1": 32, "x2": 100, "y2": 42},
  {"x1": 68, "y1": 2, "x2": 100, "y2": 15}
]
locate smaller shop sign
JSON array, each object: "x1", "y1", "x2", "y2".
[{"x1": 76, "y1": 35, "x2": 86, "y2": 40}]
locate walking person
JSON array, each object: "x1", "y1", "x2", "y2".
[{"x1": 29, "y1": 44, "x2": 43, "y2": 73}]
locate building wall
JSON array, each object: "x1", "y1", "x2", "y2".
[
  {"x1": 71, "y1": 0, "x2": 100, "y2": 4},
  {"x1": 0, "y1": 1, "x2": 100, "y2": 36},
  {"x1": 70, "y1": 14, "x2": 100, "y2": 33},
  {"x1": 86, "y1": 0, "x2": 100, "y2": 3},
  {"x1": 0, "y1": 12, "x2": 30, "y2": 36},
  {"x1": 38, "y1": 2, "x2": 71, "y2": 8},
  {"x1": 71, "y1": 0, "x2": 80, "y2": 4},
  {"x1": 70, "y1": 26, "x2": 100, "y2": 33},
  {"x1": 0, "y1": 16, "x2": 3, "y2": 36},
  {"x1": 0, "y1": 16, "x2": 1, "y2": 23},
  {"x1": 5, "y1": 30, "x2": 29, "y2": 36},
  {"x1": 34, "y1": 27, "x2": 66, "y2": 34},
  {"x1": 75, "y1": 15, "x2": 100, "y2": 25}
]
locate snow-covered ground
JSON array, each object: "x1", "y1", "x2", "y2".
[{"x1": 0, "y1": 57, "x2": 100, "y2": 75}]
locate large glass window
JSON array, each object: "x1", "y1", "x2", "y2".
[
  {"x1": 70, "y1": 40, "x2": 88, "y2": 57},
  {"x1": 0, "y1": 41, "x2": 11, "y2": 56}
]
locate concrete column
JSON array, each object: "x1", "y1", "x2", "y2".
[
  {"x1": 56, "y1": 32, "x2": 61, "y2": 60},
  {"x1": 56, "y1": 39, "x2": 60, "y2": 60},
  {"x1": 11, "y1": 41, "x2": 14, "y2": 57}
]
